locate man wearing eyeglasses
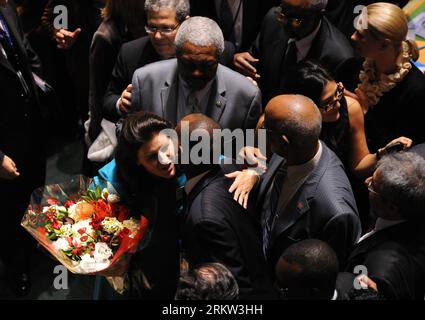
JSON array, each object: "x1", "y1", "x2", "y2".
[
  {"x1": 103, "y1": 0, "x2": 190, "y2": 122},
  {"x1": 233, "y1": 0, "x2": 359, "y2": 104},
  {"x1": 345, "y1": 152, "x2": 425, "y2": 300},
  {"x1": 129, "y1": 16, "x2": 261, "y2": 131}
]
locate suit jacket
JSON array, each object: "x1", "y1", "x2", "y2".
[
  {"x1": 183, "y1": 165, "x2": 276, "y2": 299},
  {"x1": 345, "y1": 222, "x2": 425, "y2": 300},
  {"x1": 249, "y1": 11, "x2": 360, "y2": 103},
  {"x1": 131, "y1": 59, "x2": 262, "y2": 129},
  {"x1": 0, "y1": 2, "x2": 45, "y2": 181},
  {"x1": 190, "y1": 0, "x2": 280, "y2": 51},
  {"x1": 103, "y1": 37, "x2": 237, "y2": 123},
  {"x1": 256, "y1": 143, "x2": 361, "y2": 270},
  {"x1": 103, "y1": 36, "x2": 160, "y2": 123}
]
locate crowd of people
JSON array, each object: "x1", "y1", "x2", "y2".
[{"x1": 1, "y1": 0, "x2": 425, "y2": 300}]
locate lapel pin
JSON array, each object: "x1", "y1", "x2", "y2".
[{"x1": 216, "y1": 100, "x2": 223, "y2": 108}]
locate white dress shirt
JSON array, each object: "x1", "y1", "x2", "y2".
[
  {"x1": 276, "y1": 141, "x2": 323, "y2": 216},
  {"x1": 293, "y1": 21, "x2": 322, "y2": 62},
  {"x1": 357, "y1": 218, "x2": 406, "y2": 243}
]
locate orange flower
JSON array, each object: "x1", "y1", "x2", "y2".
[{"x1": 74, "y1": 202, "x2": 95, "y2": 220}]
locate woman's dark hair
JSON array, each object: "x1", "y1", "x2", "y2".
[
  {"x1": 286, "y1": 60, "x2": 335, "y2": 106},
  {"x1": 115, "y1": 111, "x2": 173, "y2": 206}
]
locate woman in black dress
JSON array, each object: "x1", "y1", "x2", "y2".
[{"x1": 350, "y1": 2, "x2": 425, "y2": 153}]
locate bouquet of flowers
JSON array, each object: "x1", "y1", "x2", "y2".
[{"x1": 21, "y1": 176, "x2": 149, "y2": 276}]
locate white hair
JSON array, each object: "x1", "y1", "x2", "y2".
[
  {"x1": 175, "y1": 17, "x2": 224, "y2": 56},
  {"x1": 144, "y1": 0, "x2": 190, "y2": 22},
  {"x1": 377, "y1": 152, "x2": 425, "y2": 221}
]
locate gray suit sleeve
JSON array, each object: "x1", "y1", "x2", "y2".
[
  {"x1": 131, "y1": 69, "x2": 142, "y2": 111},
  {"x1": 244, "y1": 87, "x2": 262, "y2": 129}
]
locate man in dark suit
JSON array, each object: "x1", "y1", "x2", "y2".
[
  {"x1": 345, "y1": 152, "x2": 425, "y2": 300},
  {"x1": 0, "y1": 0, "x2": 46, "y2": 296},
  {"x1": 234, "y1": 0, "x2": 359, "y2": 104},
  {"x1": 258, "y1": 95, "x2": 361, "y2": 270},
  {"x1": 131, "y1": 17, "x2": 261, "y2": 130},
  {"x1": 176, "y1": 113, "x2": 275, "y2": 299},
  {"x1": 189, "y1": 0, "x2": 280, "y2": 51}
]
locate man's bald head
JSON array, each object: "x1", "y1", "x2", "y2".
[
  {"x1": 264, "y1": 95, "x2": 322, "y2": 158},
  {"x1": 177, "y1": 113, "x2": 221, "y2": 136}
]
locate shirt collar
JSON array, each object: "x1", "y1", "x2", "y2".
[
  {"x1": 184, "y1": 171, "x2": 211, "y2": 195},
  {"x1": 294, "y1": 20, "x2": 322, "y2": 61},
  {"x1": 331, "y1": 289, "x2": 338, "y2": 300},
  {"x1": 374, "y1": 217, "x2": 406, "y2": 233}
]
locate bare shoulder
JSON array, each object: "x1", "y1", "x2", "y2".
[{"x1": 345, "y1": 96, "x2": 364, "y2": 120}]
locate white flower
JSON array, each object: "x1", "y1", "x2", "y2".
[
  {"x1": 93, "y1": 242, "x2": 113, "y2": 264},
  {"x1": 67, "y1": 203, "x2": 78, "y2": 220},
  {"x1": 101, "y1": 188, "x2": 109, "y2": 201},
  {"x1": 101, "y1": 217, "x2": 123, "y2": 235},
  {"x1": 58, "y1": 224, "x2": 73, "y2": 237},
  {"x1": 78, "y1": 254, "x2": 99, "y2": 273},
  {"x1": 53, "y1": 238, "x2": 71, "y2": 252},
  {"x1": 71, "y1": 220, "x2": 95, "y2": 237},
  {"x1": 43, "y1": 205, "x2": 67, "y2": 214},
  {"x1": 122, "y1": 218, "x2": 140, "y2": 238},
  {"x1": 107, "y1": 193, "x2": 120, "y2": 203}
]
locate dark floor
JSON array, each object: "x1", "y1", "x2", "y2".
[{"x1": 0, "y1": 136, "x2": 97, "y2": 300}]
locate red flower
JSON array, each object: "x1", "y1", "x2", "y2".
[
  {"x1": 64, "y1": 200, "x2": 75, "y2": 208},
  {"x1": 80, "y1": 235, "x2": 88, "y2": 242},
  {"x1": 90, "y1": 217, "x2": 102, "y2": 231},
  {"x1": 117, "y1": 227, "x2": 130, "y2": 241},
  {"x1": 112, "y1": 204, "x2": 131, "y2": 222},
  {"x1": 93, "y1": 200, "x2": 112, "y2": 220},
  {"x1": 47, "y1": 198, "x2": 60, "y2": 206},
  {"x1": 52, "y1": 220, "x2": 61, "y2": 230},
  {"x1": 77, "y1": 228, "x2": 86, "y2": 235}
]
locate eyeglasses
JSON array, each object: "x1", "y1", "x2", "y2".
[
  {"x1": 275, "y1": 5, "x2": 303, "y2": 28},
  {"x1": 318, "y1": 83, "x2": 344, "y2": 112},
  {"x1": 144, "y1": 23, "x2": 180, "y2": 35}
]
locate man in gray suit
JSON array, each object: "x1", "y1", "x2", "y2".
[
  {"x1": 130, "y1": 16, "x2": 261, "y2": 129},
  {"x1": 257, "y1": 94, "x2": 361, "y2": 271}
]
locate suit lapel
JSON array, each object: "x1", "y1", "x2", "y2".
[
  {"x1": 161, "y1": 71, "x2": 178, "y2": 125},
  {"x1": 269, "y1": 143, "x2": 330, "y2": 241},
  {"x1": 207, "y1": 65, "x2": 227, "y2": 123}
]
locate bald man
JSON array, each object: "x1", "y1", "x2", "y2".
[
  {"x1": 233, "y1": 0, "x2": 359, "y2": 104},
  {"x1": 255, "y1": 95, "x2": 361, "y2": 271},
  {"x1": 177, "y1": 114, "x2": 275, "y2": 300}
]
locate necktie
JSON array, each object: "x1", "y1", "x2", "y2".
[
  {"x1": 186, "y1": 91, "x2": 199, "y2": 114},
  {"x1": 279, "y1": 39, "x2": 298, "y2": 92},
  {"x1": 219, "y1": 0, "x2": 236, "y2": 43},
  {"x1": 263, "y1": 163, "x2": 287, "y2": 255}
]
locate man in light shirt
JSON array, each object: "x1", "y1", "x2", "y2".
[{"x1": 345, "y1": 152, "x2": 425, "y2": 300}]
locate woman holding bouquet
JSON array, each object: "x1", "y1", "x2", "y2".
[{"x1": 94, "y1": 111, "x2": 182, "y2": 299}]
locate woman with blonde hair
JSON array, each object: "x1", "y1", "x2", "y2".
[{"x1": 350, "y1": 2, "x2": 425, "y2": 153}]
